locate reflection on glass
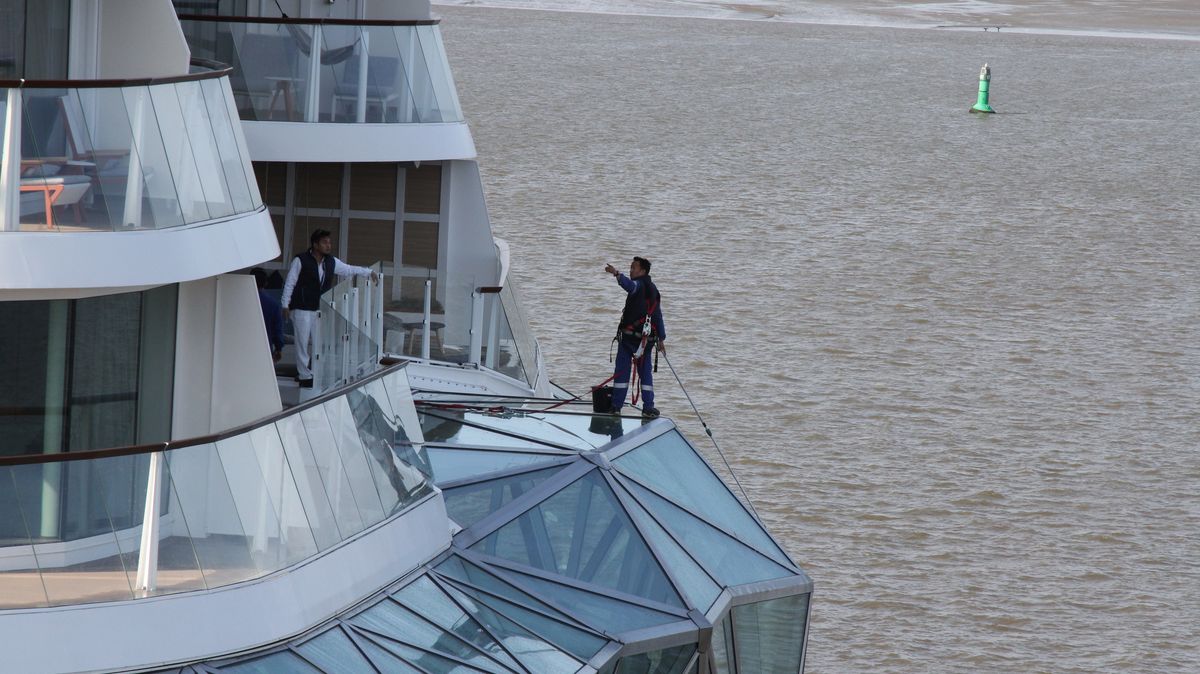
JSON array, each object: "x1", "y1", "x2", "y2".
[
  {"x1": 246, "y1": 424, "x2": 320, "y2": 564},
  {"x1": 393, "y1": 576, "x2": 524, "y2": 671},
  {"x1": 300, "y1": 405, "x2": 369, "y2": 538},
  {"x1": 615, "y1": 644, "x2": 697, "y2": 674},
  {"x1": 621, "y1": 485, "x2": 720, "y2": 611},
  {"x1": 274, "y1": 414, "x2": 344, "y2": 551},
  {"x1": 711, "y1": 614, "x2": 734, "y2": 674},
  {"x1": 731, "y1": 594, "x2": 809, "y2": 674},
  {"x1": 295, "y1": 626, "x2": 377, "y2": 673},
  {"x1": 442, "y1": 465, "x2": 564, "y2": 528},
  {"x1": 428, "y1": 447, "x2": 563, "y2": 485},
  {"x1": 473, "y1": 471, "x2": 684, "y2": 609},
  {"x1": 614, "y1": 431, "x2": 793, "y2": 567}
]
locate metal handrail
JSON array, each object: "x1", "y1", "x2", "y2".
[
  {"x1": 0, "y1": 58, "x2": 232, "y2": 89},
  {"x1": 175, "y1": 13, "x2": 440, "y2": 27}
]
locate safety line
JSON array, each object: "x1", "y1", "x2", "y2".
[{"x1": 659, "y1": 350, "x2": 764, "y2": 523}]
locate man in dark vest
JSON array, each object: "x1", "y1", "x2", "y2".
[
  {"x1": 281, "y1": 229, "x2": 377, "y2": 388},
  {"x1": 604, "y1": 256, "x2": 666, "y2": 418}
]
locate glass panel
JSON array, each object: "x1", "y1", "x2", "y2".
[
  {"x1": 274, "y1": 415, "x2": 344, "y2": 550},
  {"x1": 382, "y1": 369, "x2": 426, "y2": 445},
  {"x1": 732, "y1": 594, "x2": 809, "y2": 674},
  {"x1": 218, "y1": 75, "x2": 262, "y2": 208},
  {"x1": 347, "y1": 387, "x2": 432, "y2": 513},
  {"x1": 625, "y1": 481, "x2": 792, "y2": 587},
  {"x1": 122, "y1": 86, "x2": 185, "y2": 229},
  {"x1": 215, "y1": 434, "x2": 289, "y2": 577},
  {"x1": 296, "y1": 626, "x2": 377, "y2": 674},
  {"x1": 420, "y1": 412, "x2": 567, "y2": 451},
  {"x1": 616, "y1": 644, "x2": 697, "y2": 674},
  {"x1": 349, "y1": 629, "x2": 424, "y2": 673},
  {"x1": 0, "y1": 466, "x2": 50, "y2": 608},
  {"x1": 711, "y1": 614, "x2": 735, "y2": 674},
  {"x1": 247, "y1": 424, "x2": 320, "y2": 564},
  {"x1": 234, "y1": 26, "x2": 310, "y2": 122},
  {"x1": 351, "y1": 599, "x2": 508, "y2": 672},
  {"x1": 356, "y1": 630, "x2": 474, "y2": 674},
  {"x1": 322, "y1": 398, "x2": 387, "y2": 525},
  {"x1": 298, "y1": 406, "x2": 368, "y2": 538},
  {"x1": 614, "y1": 431, "x2": 793, "y2": 567},
  {"x1": 479, "y1": 293, "x2": 526, "y2": 384},
  {"x1": 621, "y1": 485, "x2": 720, "y2": 611},
  {"x1": 219, "y1": 650, "x2": 322, "y2": 673},
  {"x1": 442, "y1": 466, "x2": 564, "y2": 529},
  {"x1": 199, "y1": 77, "x2": 254, "y2": 213},
  {"x1": 39, "y1": 455, "x2": 139, "y2": 605},
  {"x1": 415, "y1": 26, "x2": 463, "y2": 122},
  {"x1": 472, "y1": 471, "x2": 683, "y2": 608},
  {"x1": 164, "y1": 446, "x2": 258, "y2": 587},
  {"x1": 489, "y1": 565, "x2": 683, "y2": 634},
  {"x1": 148, "y1": 453, "x2": 208, "y2": 596},
  {"x1": 526, "y1": 412, "x2": 644, "y2": 449},
  {"x1": 393, "y1": 576, "x2": 522, "y2": 671},
  {"x1": 174, "y1": 81, "x2": 233, "y2": 218},
  {"x1": 438, "y1": 580, "x2": 583, "y2": 673},
  {"x1": 147, "y1": 82, "x2": 210, "y2": 223},
  {"x1": 428, "y1": 448, "x2": 563, "y2": 485},
  {"x1": 392, "y1": 25, "x2": 438, "y2": 123},
  {"x1": 72, "y1": 87, "x2": 145, "y2": 230},
  {"x1": 450, "y1": 411, "x2": 593, "y2": 450},
  {"x1": 435, "y1": 557, "x2": 606, "y2": 661}
]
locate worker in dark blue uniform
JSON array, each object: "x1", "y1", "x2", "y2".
[{"x1": 604, "y1": 256, "x2": 666, "y2": 418}]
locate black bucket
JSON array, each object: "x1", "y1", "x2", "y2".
[{"x1": 591, "y1": 385, "x2": 613, "y2": 413}]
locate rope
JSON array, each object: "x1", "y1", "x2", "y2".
[
  {"x1": 537, "y1": 373, "x2": 616, "y2": 412},
  {"x1": 659, "y1": 350, "x2": 764, "y2": 523}
]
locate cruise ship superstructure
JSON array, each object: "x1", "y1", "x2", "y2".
[{"x1": 0, "y1": 1, "x2": 812, "y2": 672}]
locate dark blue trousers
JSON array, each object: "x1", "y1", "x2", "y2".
[{"x1": 613, "y1": 337, "x2": 654, "y2": 410}]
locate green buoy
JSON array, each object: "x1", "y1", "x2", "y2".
[{"x1": 970, "y1": 63, "x2": 995, "y2": 113}]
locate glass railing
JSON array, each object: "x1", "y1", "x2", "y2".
[
  {"x1": 314, "y1": 263, "x2": 385, "y2": 391},
  {"x1": 0, "y1": 366, "x2": 431, "y2": 609},
  {"x1": 380, "y1": 276, "x2": 536, "y2": 388},
  {"x1": 178, "y1": 16, "x2": 463, "y2": 124},
  {"x1": 0, "y1": 65, "x2": 263, "y2": 232}
]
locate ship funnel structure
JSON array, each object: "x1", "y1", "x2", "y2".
[{"x1": 971, "y1": 63, "x2": 996, "y2": 113}]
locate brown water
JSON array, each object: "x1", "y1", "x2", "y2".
[{"x1": 440, "y1": 7, "x2": 1200, "y2": 672}]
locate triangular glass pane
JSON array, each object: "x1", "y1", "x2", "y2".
[
  {"x1": 435, "y1": 557, "x2": 606, "y2": 660},
  {"x1": 437, "y1": 580, "x2": 584, "y2": 673},
  {"x1": 613, "y1": 431, "x2": 793, "y2": 567},
  {"x1": 471, "y1": 471, "x2": 683, "y2": 608},
  {"x1": 626, "y1": 481, "x2": 793, "y2": 587},
  {"x1": 447, "y1": 411, "x2": 597, "y2": 450},
  {"x1": 619, "y1": 484, "x2": 720, "y2": 611},
  {"x1": 443, "y1": 465, "x2": 564, "y2": 528},
  {"x1": 359, "y1": 627, "x2": 492, "y2": 674},
  {"x1": 217, "y1": 650, "x2": 321, "y2": 673},
  {"x1": 394, "y1": 576, "x2": 522, "y2": 671},
  {"x1": 524, "y1": 412, "x2": 646, "y2": 449},
  {"x1": 421, "y1": 412, "x2": 566, "y2": 450},
  {"x1": 492, "y1": 565, "x2": 683, "y2": 633},
  {"x1": 614, "y1": 644, "x2": 698, "y2": 674},
  {"x1": 351, "y1": 598, "x2": 510, "y2": 672},
  {"x1": 350, "y1": 628, "x2": 425, "y2": 674},
  {"x1": 428, "y1": 447, "x2": 564, "y2": 485},
  {"x1": 296, "y1": 626, "x2": 377, "y2": 674}
]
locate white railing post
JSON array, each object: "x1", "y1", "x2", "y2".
[
  {"x1": 305, "y1": 25, "x2": 322, "y2": 122},
  {"x1": 468, "y1": 289, "x2": 483, "y2": 366},
  {"x1": 340, "y1": 290, "x2": 351, "y2": 378},
  {"x1": 0, "y1": 88, "x2": 21, "y2": 230},
  {"x1": 484, "y1": 295, "x2": 499, "y2": 370},
  {"x1": 421, "y1": 279, "x2": 432, "y2": 360},
  {"x1": 348, "y1": 286, "x2": 360, "y2": 371},
  {"x1": 373, "y1": 269, "x2": 384, "y2": 362},
  {"x1": 135, "y1": 452, "x2": 163, "y2": 594},
  {"x1": 356, "y1": 28, "x2": 369, "y2": 123},
  {"x1": 122, "y1": 88, "x2": 146, "y2": 227}
]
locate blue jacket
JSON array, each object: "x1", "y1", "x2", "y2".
[{"x1": 259, "y1": 289, "x2": 285, "y2": 354}]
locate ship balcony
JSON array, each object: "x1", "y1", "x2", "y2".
[
  {"x1": 0, "y1": 63, "x2": 279, "y2": 296},
  {"x1": 178, "y1": 16, "x2": 475, "y2": 163}
]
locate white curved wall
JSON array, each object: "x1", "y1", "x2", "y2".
[
  {"x1": 0, "y1": 209, "x2": 280, "y2": 300},
  {"x1": 243, "y1": 121, "x2": 476, "y2": 163}
]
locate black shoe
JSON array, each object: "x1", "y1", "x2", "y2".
[
  {"x1": 298, "y1": 379, "x2": 314, "y2": 389},
  {"x1": 641, "y1": 407, "x2": 659, "y2": 419}
]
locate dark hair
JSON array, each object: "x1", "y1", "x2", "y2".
[
  {"x1": 310, "y1": 229, "x2": 332, "y2": 246},
  {"x1": 250, "y1": 267, "x2": 268, "y2": 289},
  {"x1": 633, "y1": 256, "x2": 651, "y2": 273}
]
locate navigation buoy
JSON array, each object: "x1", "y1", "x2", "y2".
[{"x1": 971, "y1": 63, "x2": 995, "y2": 113}]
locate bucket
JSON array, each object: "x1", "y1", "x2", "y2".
[{"x1": 591, "y1": 385, "x2": 613, "y2": 413}]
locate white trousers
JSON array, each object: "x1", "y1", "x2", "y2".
[{"x1": 292, "y1": 309, "x2": 320, "y2": 381}]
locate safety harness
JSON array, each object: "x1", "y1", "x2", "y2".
[{"x1": 612, "y1": 294, "x2": 659, "y2": 406}]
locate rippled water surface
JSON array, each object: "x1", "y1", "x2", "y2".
[{"x1": 440, "y1": 7, "x2": 1200, "y2": 672}]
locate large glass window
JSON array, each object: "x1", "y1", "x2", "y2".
[
  {"x1": 0, "y1": 286, "x2": 177, "y2": 543},
  {"x1": 0, "y1": 0, "x2": 70, "y2": 80}
]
